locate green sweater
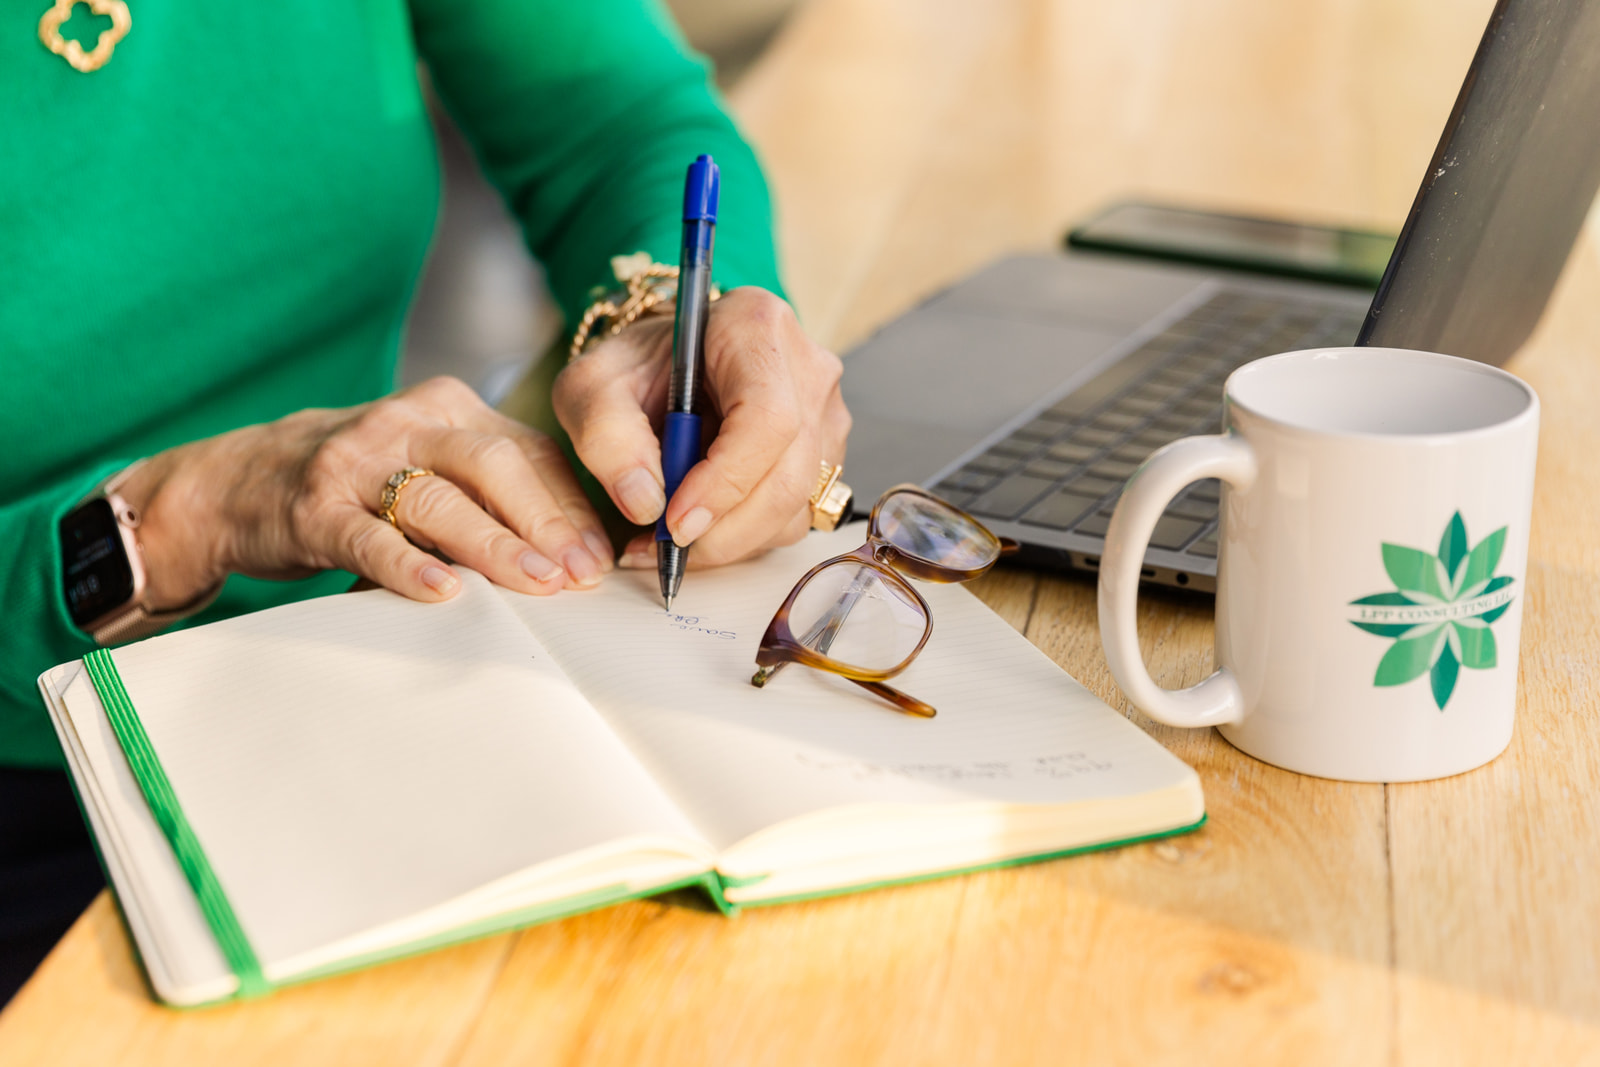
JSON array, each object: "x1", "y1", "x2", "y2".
[{"x1": 1, "y1": 0, "x2": 783, "y2": 767}]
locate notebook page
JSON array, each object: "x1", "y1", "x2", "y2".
[
  {"x1": 107, "y1": 571, "x2": 707, "y2": 972},
  {"x1": 501, "y1": 527, "x2": 1197, "y2": 851}
]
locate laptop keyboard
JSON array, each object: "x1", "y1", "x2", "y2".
[{"x1": 932, "y1": 288, "x2": 1368, "y2": 567}]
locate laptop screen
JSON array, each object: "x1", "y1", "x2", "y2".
[{"x1": 1358, "y1": 0, "x2": 1600, "y2": 365}]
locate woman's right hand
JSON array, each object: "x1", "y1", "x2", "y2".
[{"x1": 119, "y1": 376, "x2": 614, "y2": 611}]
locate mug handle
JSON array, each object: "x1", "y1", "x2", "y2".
[{"x1": 1098, "y1": 434, "x2": 1258, "y2": 729}]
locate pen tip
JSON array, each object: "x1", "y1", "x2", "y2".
[{"x1": 663, "y1": 595, "x2": 674, "y2": 613}]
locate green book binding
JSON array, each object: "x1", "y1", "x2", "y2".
[{"x1": 85, "y1": 648, "x2": 270, "y2": 998}]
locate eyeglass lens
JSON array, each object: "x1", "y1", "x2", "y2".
[
  {"x1": 788, "y1": 559, "x2": 929, "y2": 673},
  {"x1": 876, "y1": 491, "x2": 1001, "y2": 570}
]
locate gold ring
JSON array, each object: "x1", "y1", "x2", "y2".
[
  {"x1": 378, "y1": 467, "x2": 435, "y2": 528},
  {"x1": 809, "y1": 462, "x2": 853, "y2": 532}
]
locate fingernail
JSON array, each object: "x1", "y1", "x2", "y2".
[
  {"x1": 519, "y1": 551, "x2": 564, "y2": 583},
  {"x1": 673, "y1": 507, "x2": 713, "y2": 548},
  {"x1": 421, "y1": 565, "x2": 458, "y2": 594},
  {"x1": 563, "y1": 546, "x2": 604, "y2": 587},
  {"x1": 619, "y1": 545, "x2": 653, "y2": 569},
  {"x1": 616, "y1": 467, "x2": 665, "y2": 524},
  {"x1": 582, "y1": 531, "x2": 615, "y2": 572}
]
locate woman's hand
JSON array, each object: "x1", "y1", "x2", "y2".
[
  {"x1": 553, "y1": 287, "x2": 851, "y2": 569},
  {"x1": 122, "y1": 376, "x2": 614, "y2": 610}
]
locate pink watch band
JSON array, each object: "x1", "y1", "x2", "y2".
[{"x1": 84, "y1": 462, "x2": 224, "y2": 646}]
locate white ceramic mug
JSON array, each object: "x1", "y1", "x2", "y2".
[{"x1": 1098, "y1": 348, "x2": 1539, "y2": 782}]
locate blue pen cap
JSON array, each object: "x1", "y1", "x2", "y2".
[{"x1": 683, "y1": 154, "x2": 720, "y2": 222}]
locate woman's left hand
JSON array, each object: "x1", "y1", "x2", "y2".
[{"x1": 553, "y1": 287, "x2": 851, "y2": 569}]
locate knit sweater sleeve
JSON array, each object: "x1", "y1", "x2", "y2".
[
  {"x1": 0, "y1": 464, "x2": 124, "y2": 766},
  {"x1": 408, "y1": 0, "x2": 786, "y2": 327}
]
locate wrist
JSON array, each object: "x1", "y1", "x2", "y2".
[{"x1": 117, "y1": 441, "x2": 232, "y2": 614}]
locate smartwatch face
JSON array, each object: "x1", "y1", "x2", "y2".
[{"x1": 60, "y1": 498, "x2": 135, "y2": 629}]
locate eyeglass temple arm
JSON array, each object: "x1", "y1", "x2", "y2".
[
  {"x1": 786, "y1": 538, "x2": 1009, "y2": 700},
  {"x1": 749, "y1": 573, "x2": 869, "y2": 692},
  {"x1": 752, "y1": 662, "x2": 936, "y2": 718},
  {"x1": 849, "y1": 677, "x2": 936, "y2": 718},
  {"x1": 803, "y1": 538, "x2": 1016, "y2": 656},
  {"x1": 796, "y1": 565, "x2": 878, "y2": 655},
  {"x1": 758, "y1": 535, "x2": 1010, "y2": 717}
]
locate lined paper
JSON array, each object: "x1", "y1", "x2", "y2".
[
  {"x1": 108, "y1": 572, "x2": 705, "y2": 970},
  {"x1": 502, "y1": 527, "x2": 1197, "y2": 850}
]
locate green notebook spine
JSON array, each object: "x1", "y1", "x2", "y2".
[
  {"x1": 699, "y1": 871, "x2": 740, "y2": 917},
  {"x1": 278, "y1": 874, "x2": 722, "y2": 994},
  {"x1": 725, "y1": 814, "x2": 1209, "y2": 910},
  {"x1": 83, "y1": 649, "x2": 271, "y2": 998}
]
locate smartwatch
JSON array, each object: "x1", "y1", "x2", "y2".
[{"x1": 59, "y1": 462, "x2": 222, "y2": 645}]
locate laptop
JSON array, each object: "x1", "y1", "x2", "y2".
[{"x1": 839, "y1": 0, "x2": 1600, "y2": 592}]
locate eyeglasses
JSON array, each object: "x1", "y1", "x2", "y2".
[{"x1": 751, "y1": 485, "x2": 1019, "y2": 717}]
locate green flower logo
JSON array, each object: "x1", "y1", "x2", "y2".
[{"x1": 1349, "y1": 513, "x2": 1515, "y2": 710}]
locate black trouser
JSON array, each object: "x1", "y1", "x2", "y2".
[{"x1": 0, "y1": 768, "x2": 104, "y2": 1007}]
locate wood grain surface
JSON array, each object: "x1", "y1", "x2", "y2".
[{"x1": 5, "y1": 0, "x2": 1598, "y2": 1062}]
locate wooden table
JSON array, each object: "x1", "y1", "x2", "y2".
[{"x1": 6, "y1": 0, "x2": 1600, "y2": 1061}]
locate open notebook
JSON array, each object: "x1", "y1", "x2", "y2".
[{"x1": 38, "y1": 526, "x2": 1204, "y2": 1007}]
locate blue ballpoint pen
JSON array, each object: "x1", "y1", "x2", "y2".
[{"x1": 656, "y1": 154, "x2": 719, "y2": 611}]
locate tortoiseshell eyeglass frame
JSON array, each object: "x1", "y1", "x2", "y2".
[{"x1": 750, "y1": 484, "x2": 1020, "y2": 718}]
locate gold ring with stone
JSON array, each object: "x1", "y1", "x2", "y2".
[
  {"x1": 809, "y1": 462, "x2": 854, "y2": 532},
  {"x1": 379, "y1": 467, "x2": 435, "y2": 528}
]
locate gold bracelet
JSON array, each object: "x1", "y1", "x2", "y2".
[{"x1": 569, "y1": 252, "x2": 722, "y2": 362}]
